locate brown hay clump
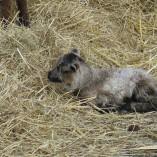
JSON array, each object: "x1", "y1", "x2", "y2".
[{"x1": 0, "y1": 0, "x2": 157, "y2": 156}]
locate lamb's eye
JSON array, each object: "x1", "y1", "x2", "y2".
[{"x1": 57, "y1": 66, "x2": 60, "y2": 71}]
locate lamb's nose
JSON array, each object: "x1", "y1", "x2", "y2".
[
  {"x1": 47, "y1": 68, "x2": 62, "y2": 83},
  {"x1": 48, "y1": 71, "x2": 52, "y2": 81}
]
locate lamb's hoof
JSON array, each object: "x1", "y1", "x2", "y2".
[{"x1": 119, "y1": 109, "x2": 128, "y2": 115}]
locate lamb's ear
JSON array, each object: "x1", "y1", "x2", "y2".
[
  {"x1": 70, "y1": 63, "x2": 79, "y2": 72},
  {"x1": 71, "y1": 48, "x2": 80, "y2": 56},
  {"x1": 57, "y1": 55, "x2": 63, "y2": 63}
]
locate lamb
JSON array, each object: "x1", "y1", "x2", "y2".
[
  {"x1": 48, "y1": 48, "x2": 157, "y2": 113},
  {"x1": 0, "y1": 0, "x2": 29, "y2": 27}
]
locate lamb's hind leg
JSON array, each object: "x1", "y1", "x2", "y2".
[
  {"x1": 128, "y1": 79, "x2": 157, "y2": 112},
  {"x1": 1, "y1": 0, "x2": 11, "y2": 28},
  {"x1": 120, "y1": 100, "x2": 157, "y2": 113}
]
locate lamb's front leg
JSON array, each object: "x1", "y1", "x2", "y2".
[
  {"x1": 16, "y1": 0, "x2": 30, "y2": 26},
  {"x1": 94, "y1": 91, "x2": 124, "y2": 113}
]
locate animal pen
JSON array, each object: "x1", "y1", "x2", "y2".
[{"x1": 0, "y1": 0, "x2": 157, "y2": 156}]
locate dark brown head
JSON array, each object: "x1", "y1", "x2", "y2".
[{"x1": 48, "y1": 48, "x2": 85, "y2": 89}]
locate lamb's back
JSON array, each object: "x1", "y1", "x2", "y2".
[{"x1": 100, "y1": 68, "x2": 157, "y2": 101}]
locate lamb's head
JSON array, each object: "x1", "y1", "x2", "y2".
[{"x1": 48, "y1": 48, "x2": 89, "y2": 91}]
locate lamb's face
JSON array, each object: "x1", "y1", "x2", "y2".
[{"x1": 48, "y1": 48, "x2": 84, "y2": 89}]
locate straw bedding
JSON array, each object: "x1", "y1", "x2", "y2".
[{"x1": 0, "y1": 0, "x2": 157, "y2": 156}]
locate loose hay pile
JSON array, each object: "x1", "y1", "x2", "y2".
[{"x1": 0, "y1": 0, "x2": 157, "y2": 156}]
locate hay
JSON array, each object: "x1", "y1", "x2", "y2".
[{"x1": 0, "y1": 0, "x2": 157, "y2": 156}]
